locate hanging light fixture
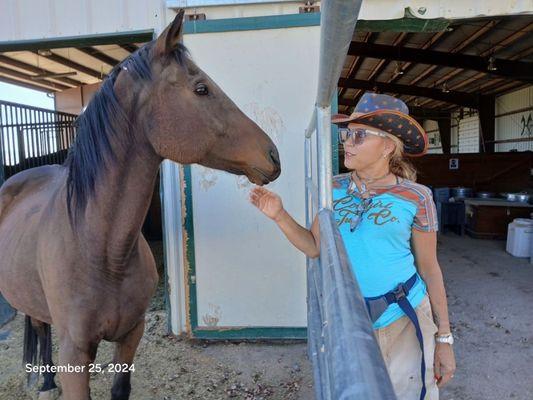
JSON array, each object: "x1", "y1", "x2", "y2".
[
  {"x1": 442, "y1": 82, "x2": 450, "y2": 93},
  {"x1": 37, "y1": 49, "x2": 52, "y2": 57},
  {"x1": 394, "y1": 61, "x2": 404, "y2": 76},
  {"x1": 487, "y1": 56, "x2": 497, "y2": 72}
]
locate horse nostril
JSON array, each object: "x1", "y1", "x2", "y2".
[{"x1": 269, "y1": 149, "x2": 280, "y2": 167}]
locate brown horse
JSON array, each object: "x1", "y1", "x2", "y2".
[{"x1": 0, "y1": 10, "x2": 280, "y2": 400}]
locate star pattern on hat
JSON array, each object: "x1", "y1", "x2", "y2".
[{"x1": 333, "y1": 92, "x2": 427, "y2": 156}]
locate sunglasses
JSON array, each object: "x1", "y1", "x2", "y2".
[
  {"x1": 350, "y1": 197, "x2": 373, "y2": 232},
  {"x1": 338, "y1": 127, "x2": 387, "y2": 146}
]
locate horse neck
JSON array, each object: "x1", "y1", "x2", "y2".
[{"x1": 81, "y1": 131, "x2": 162, "y2": 274}]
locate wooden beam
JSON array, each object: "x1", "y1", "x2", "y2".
[
  {"x1": 388, "y1": 31, "x2": 448, "y2": 84},
  {"x1": 347, "y1": 42, "x2": 533, "y2": 82},
  {"x1": 365, "y1": 33, "x2": 410, "y2": 83},
  {"x1": 120, "y1": 44, "x2": 138, "y2": 53},
  {"x1": 0, "y1": 55, "x2": 82, "y2": 87},
  {"x1": 338, "y1": 33, "x2": 378, "y2": 99},
  {"x1": 338, "y1": 78, "x2": 479, "y2": 108},
  {"x1": 349, "y1": 33, "x2": 411, "y2": 107},
  {"x1": 490, "y1": 81, "x2": 529, "y2": 96},
  {"x1": 416, "y1": 45, "x2": 533, "y2": 108},
  {"x1": 416, "y1": 21, "x2": 533, "y2": 97},
  {"x1": 456, "y1": 47, "x2": 533, "y2": 94},
  {"x1": 31, "y1": 50, "x2": 106, "y2": 80},
  {"x1": 77, "y1": 47, "x2": 120, "y2": 67},
  {"x1": 408, "y1": 20, "x2": 500, "y2": 87},
  {"x1": 0, "y1": 74, "x2": 61, "y2": 92},
  {"x1": 0, "y1": 30, "x2": 153, "y2": 52},
  {"x1": 0, "y1": 65, "x2": 70, "y2": 91},
  {"x1": 409, "y1": 107, "x2": 451, "y2": 120}
]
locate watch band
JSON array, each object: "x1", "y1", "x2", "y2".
[{"x1": 435, "y1": 333, "x2": 454, "y2": 344}]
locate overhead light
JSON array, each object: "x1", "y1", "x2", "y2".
[
  {"x1": 394, "y1": 62, "x2": 404, "y2": 76},
  {"x1": 31, "y1": 72, "x2": 78, "y2": 80},
  {"x1": 37, "y1": 49, "x2": 53, "y2": 57},
  {"x1": 487, "y1": 56, "x2": 497, "y2": 72},
  {"x1": 442, "y1": 82, "x2": 450, "y2": 93}
]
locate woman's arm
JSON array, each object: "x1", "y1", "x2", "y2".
[
  {"x1": 411, "y1": 229, "x2": 456, "y2": 387},
  {"x1": 411, "y1": 230, "x2": 450, "y2": 333},
  {"x1": 249, "y1": 187, "x2": 320, "y2": 258}
]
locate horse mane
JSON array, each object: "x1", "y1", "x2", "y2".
[{"x1": 65, "y1": 41, "x2": 188, "y2": 222}]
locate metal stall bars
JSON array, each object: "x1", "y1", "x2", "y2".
[
  {"x1": 304, "y1": 2, "x2": 397, "y2": 399},
  {"x1": 0, "y1": 100, "x2": 77, "y2": 184}
]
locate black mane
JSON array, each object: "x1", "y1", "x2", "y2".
[{"x1": 65, "y1": 42, "x2": 188, "y2": 222}]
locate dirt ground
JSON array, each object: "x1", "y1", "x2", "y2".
[
  {"x1": 1, "y1": 235, "x2": 532, "y2": 400},
  {"x1": 0, "y1": 312, "x2": 313, "y2": 400},
  {"x1": 0, "y1": 241, "x2": 313, "y2": 400}
]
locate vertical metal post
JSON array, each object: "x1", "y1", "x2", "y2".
[
  {"x1": 316, "y1": 106, "x2": 332, "y2": 210},
  {"x1": 160, "y1": 159, "x2": 187, "y2": 334},
  {"x1": 0, "y1": 104, "x2": 5, "y2": 185}
]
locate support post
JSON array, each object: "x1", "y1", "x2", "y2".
[
  {"x1": 479, "y1": 95, "x2": 496, "y2": 153},
  {"x1": 437, "y1": 115, "x2": 452, "y2": 154}
]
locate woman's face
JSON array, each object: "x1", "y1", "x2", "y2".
[{"x1": 342, "y1": 123, "x2": 394, "y2": 171}]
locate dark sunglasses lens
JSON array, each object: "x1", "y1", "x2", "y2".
[
  {"x1": 353, "y1": 129, "x2": 367, "y2": 144},
  {"x1": 338, "y1": 128, "x2": 368, "y2": 145}
]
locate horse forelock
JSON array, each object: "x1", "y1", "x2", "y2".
[{"x1": 65, "y1": 41, "x2": 189, "y2": 223}]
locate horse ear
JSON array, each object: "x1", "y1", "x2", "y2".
[{"x1": 154, "y1": 9, "x2": 185, "y2": 57}]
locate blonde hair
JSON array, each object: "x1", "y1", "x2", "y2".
[{"x1": 386, "y1": 134, "x2": 417, "y2": 182}]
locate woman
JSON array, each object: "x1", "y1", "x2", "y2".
[{"x1": 249, "y1": 93, "x2": 456, "y2": 400}]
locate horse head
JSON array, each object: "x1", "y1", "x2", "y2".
[{"x1": 113, "y1": 10, "x2": 281, "y2": 185}]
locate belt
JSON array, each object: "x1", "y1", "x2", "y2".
[{"x1": 365, "y1": 274, "x2": 427, "y2": 400}]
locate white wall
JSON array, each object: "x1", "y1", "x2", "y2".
[
  {"x1": 184, "y1": 25, "x2": 319, "y2": 328},
  {"x1": 457, "y1": 113, "x2": 480, "y2": 153},
  {"x1": 495, "y1": 86, "x2": 533, "y2": 152},
  {"x1": 3, "y1": 0, "x2": 533, "y2": 42},
  {"x1": 424, "y1": 120, "x2": 442, "y2": 154}
]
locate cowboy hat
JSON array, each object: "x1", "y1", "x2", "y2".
[{"x1": 332, "y1": 92, "x2": 428, "y2": 157}]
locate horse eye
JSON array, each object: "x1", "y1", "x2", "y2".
[{"x1": 195, "y1": 83, "x2": 209, "y2": 95}]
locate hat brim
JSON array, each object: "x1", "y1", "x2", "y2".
[
  {"x1": 331, "y1": 113, "x2": 356, "y2": 125},
  {"x1": 333, "y1": 110, "x2": 428, "y2": 157}
]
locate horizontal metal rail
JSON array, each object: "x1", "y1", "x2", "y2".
[
  {"x1": 304, "y1": 1, "x2": 398, "y2": 399},
  {"x1": 311, "y1": 210, "x2": 397, "y2": 399}
]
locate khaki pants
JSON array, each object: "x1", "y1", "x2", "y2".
[{"x1": 374, "y1": 296, "x2": 439, "y2": 400}]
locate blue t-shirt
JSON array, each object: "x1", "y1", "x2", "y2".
[{"x1": 332, "y1": 173, "x2": 439, "y2": 329}]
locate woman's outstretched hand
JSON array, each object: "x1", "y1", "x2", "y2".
[{"x1": 249, "y1": 187, "x2": 285, "y2": 222}]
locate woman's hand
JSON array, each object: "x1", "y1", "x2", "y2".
[
  {"x1": 434, "y1": 342, "x2": 456, "y2": 387},
  {"x1": 249, "y1": 187, "x2": 285, "y2": 222}
]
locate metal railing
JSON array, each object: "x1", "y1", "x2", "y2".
[
  {"x1": 304, "y1": 1, "x2": 397, "y2": 398},
  {"x1": 0, "y1": 100, "x2": 77, "y2": 182}
]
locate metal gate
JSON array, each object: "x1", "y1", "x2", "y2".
[{"x1": 0, "y1": 100, "x2": 76, "y2": 183}]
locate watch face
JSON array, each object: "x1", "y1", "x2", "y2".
[{"x1": 437, "y1": 336, "x2": 453, "y2": 344}]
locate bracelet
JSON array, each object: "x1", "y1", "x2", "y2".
[{"x1": 435, "y1": 333, "x2": 454, "y2": 345}]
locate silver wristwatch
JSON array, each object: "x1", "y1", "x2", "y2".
[{"x1": 435, "y1": 333, "x2": 454, "y2": 345}]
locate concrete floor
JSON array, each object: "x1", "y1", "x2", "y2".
[{"x1": 437, "y1": 233, "x2": 533, "y2": 400}]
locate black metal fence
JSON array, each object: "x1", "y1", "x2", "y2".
[{"x1": 0, "y1": 100, "x2": 77, "y2": 182}]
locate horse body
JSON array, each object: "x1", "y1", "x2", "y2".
[
  {"x1": 0, "y1": 164, "x2": 158, "y2": 343},
  {"x1": 0, "y1": 165, "x2": 68, "y2": 324},
  {"x1": 0, "y1": 10, "x2": 280, "y2": 399}
]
